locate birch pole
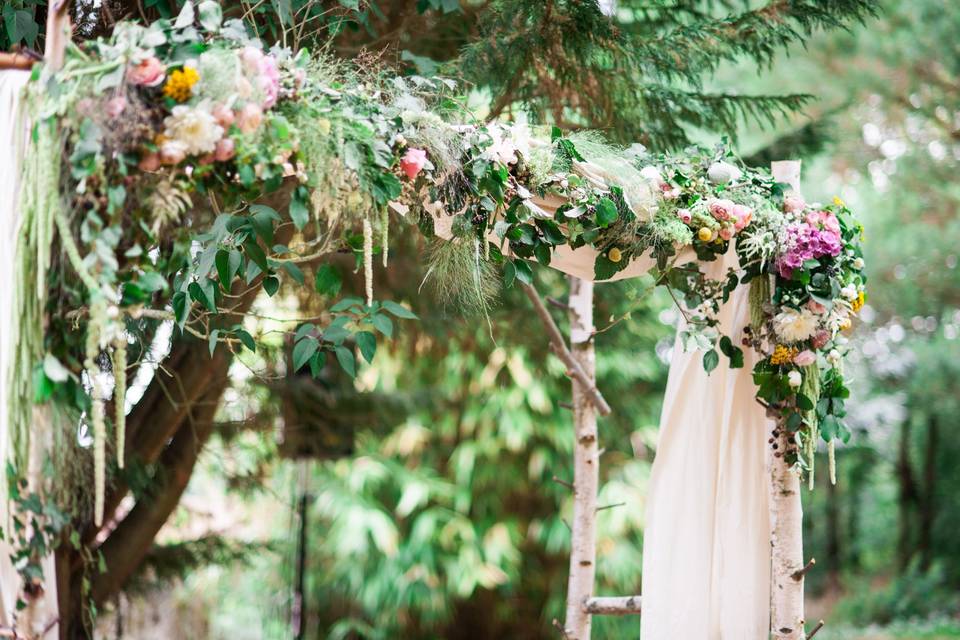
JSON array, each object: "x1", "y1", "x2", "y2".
[
  {"x1": 563, "y1": 276, "x2": 599, "y2": 640},
  {"x1": 768, "y1": 160, "x2": 805, "y2": 640}
]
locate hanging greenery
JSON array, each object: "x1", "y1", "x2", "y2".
[{"x1": 8, "y1": 1, "x2": 865, "y2": 535}]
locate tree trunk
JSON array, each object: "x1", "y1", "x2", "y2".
[
  {"x1": 918, "y1": 416, "x2": 938, "y2": 570},
  {"x1": 768, "y1": 160, "x2": 804, "y2": 640},
  {"x1": 563, "y1": 277, "x2": 598, "y2": 640},
  {"x1": 896, "y1": 419, "x2": 918, "y2": 570}
]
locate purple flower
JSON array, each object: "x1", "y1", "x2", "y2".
[{"x1": 776, "y1": 221, "x2": 843, "y2": 277}]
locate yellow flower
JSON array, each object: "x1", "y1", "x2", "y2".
[
  {"x1": 851, "y1": 291, "x2": 865, "y2": 313},
  {"x1": 770, "y1": 344, "x2": 798, "y2": 366},
  {"x1": 608, "y1": 247, "x2": 622, "y2": 263},
  {"x1": 163, "y1": 66, "x2": 200, "y2": 103},
  {"x1": 697, "y1": 227, "x2": 713, "y2": 242},
  {"x1": 839, "y1": 317, "x2": 853, "y2": 331},
  {"x1": 833, "y1": 196, "x2": 845, "y2": 207}
]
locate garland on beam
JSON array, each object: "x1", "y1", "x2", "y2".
[{"x1": 7, "y1": 0, "x2": 865, "y2": 570}]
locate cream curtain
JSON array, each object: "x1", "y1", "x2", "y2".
[{"x1": 0, "y1": 68, "x2": 60, "y2": 638}]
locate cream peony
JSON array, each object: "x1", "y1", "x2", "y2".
[
  {"x1": 773, "y1": 307, "x2": 819, "y2": 343},
  {"x1": 163, "y1": 103, "x2": 223, "y2": 156}
]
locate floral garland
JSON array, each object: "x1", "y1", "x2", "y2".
[{"x1": 10, "y1": 2, "x2": 865, "y2": 537}]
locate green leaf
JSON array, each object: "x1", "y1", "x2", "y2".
[
  {"x1": 172, "y1": 291, "x2": 189, "y2": 329},
  {"x1": 292, "y1": 338, "x2": 318, "y2": 372},
  {"x1": 249, "y1": 205, "x2": 280, "y2": 244},
  {"x1": 595, "y1": 197, "x2": 619, "y2": 227},
  {"x1": 289, "y1": 187, "x2": 310, "y2": 230},
  {"x1": 263, "y1": 276, "x2": 280, "y2": 297},
  {"x1": 314, "y1": 264, "x2": 342, "y2": 296},
  {"x1": 335, "y1": 346, "x2": 356, "y2": 377},
  {"x1": 718, "y1": 336, "x2": 744, "y2": 368},
  {"x1": 703, "y1": 349, "x2": 719, "y2": 374},
  {"x1": 382, "y1": 300, "x2": 417, "y2": 319},
  {"x1": 5, "y1": 9, "x2": 39, "y2": 46},
  {"x1": 280, "y1": 261, "x2": 305, "y2": 285},
  {"x1": 513, "y1": 259, "x2": 533, "y2": 286},
  {"x1": 309, "y1": 350, "x2": 326, "y2": 378},
  {"x1": 215, "y1": 249, "x2": 233, "y2": 289},
  {"x1": 234, "y1": 328, "x2": 256, "y2": 352},
  {"x1": 372, "y1": 313, "x2": 393, "y2": 337},
  {"x1": 503, "y1": 261, "x2": 517, "y2": 288},
  {"x1": 294, "y1": 323, "x2": 315, "y2": 342},
  {"x1": 355, "y1": 331, "x2": 377, "y2": 363},
  {"x1": 188, "y1": 281, "x2": 216, "y2": 313},
  {"x1": 208, "y1": 329, "x2": 220, "y2": 357},
  {"x1": 243, "y1": 239, "x2": 269, "y2": 274}
]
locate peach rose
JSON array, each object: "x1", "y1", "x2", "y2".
[{"x1": 127, "y1": 56, "x2": 165, "y2": 87}]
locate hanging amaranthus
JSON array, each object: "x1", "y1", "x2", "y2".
[
  {"x1": 84, "y1": 297, "x2": 108, "y2": 527},
  {"x1": 381, "y1": 207, "x2": 389, "y2": 268},
  {"x1": 363, "y1": 217, "x2": 373, "y2": 306},
  {"x1": 112, "y1": 334, "x2": 127, "y2": 470}
]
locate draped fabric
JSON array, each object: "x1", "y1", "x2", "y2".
[
  {"x1": 639, "y1": 247, "x2": 772, "y2": 639},
  {"x1": 0, "y1": 68, "x2": 60, "y2": 637}
]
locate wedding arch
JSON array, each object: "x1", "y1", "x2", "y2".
[{"x1": 0, "y1": 3, "x2": 866, "y2": 639}]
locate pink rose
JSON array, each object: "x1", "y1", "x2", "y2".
[
  {"x1": 258, "y1": 55, "x2": 280, "y2": 109},
  {"x1": 127, "y1": 56, "x2": 165, "y2": 87},
  {"x1": 400, "y1": 147, "x2": 428, "y2": 180},
  {"x1": 783, "y1": 194, "x2": 806, "y2": 214},
  {"x1": 240, "y1": 46, "x2": 264, "y2": 72},
  {"x1": 732, "y1": 204, "x2": 752, "y2": 231},
  {"x1": 707, "y1": 198, "x2": 735, "y2": 222},
  {"x1": 212, "y1": 103, "x2": 235, "y2": 128},
  {"x1": 106, "y1": 96, "x2": 127, "y2": 118},
  {"x1": 676, "y1": 208, "x2": 692, "y2": 224},
  {"x1": 214, "y1": 138, "x2": 236, "y2": 162},
  {"x1": 806, "y1": 210, "x2": 840, "y2": 234},
  {"x1": 719, "y1": 226, "x2": 733, "y2": 241},
  {"x1": 811, "y1": 330, "x2": 830, "y2": 350},
  {"x1": 138, "y1": 151, "x2": 161, "y2": 172},
  {"x1": 806, "y1": 299, "x2": 827, "y2": 315},
  {"x1": 793, "y1": 350, "x2": 817, "y2": 367},
  {"x1": 236, "y1": 103, "x2": 263, "y2": 134},
  {"x1": 159, "y1": 140, "x2": 187, "y2": 165}
]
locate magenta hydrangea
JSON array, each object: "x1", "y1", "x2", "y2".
[{"x1": 776, "y1": 215, "x2": 843, "y2": 278}]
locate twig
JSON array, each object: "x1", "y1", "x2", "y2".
[
  {"x1": 521, "y1": 283, "x2": 612, "y2": 416},
  {"x1": 806, "y1": 620, "x2": 826, "y2": 639},
  {"x1": 551, "y1": 619, "x2": 571, "y2": 640},
  {"x1": 547, "y1": 296, "x2": 571, "y2": 311},
  {"x1": 552, "y1": 475, "x2": 574, "y2": 491},
  {"x1": 558, "y1": 401, "x2": 574, "y2": 411},
  {"x1": 595, "y1": 502, "x2": 625, "y2": 512},
  {"x1": 791, "y1": 557, "x2": 816, "y2": 581}
]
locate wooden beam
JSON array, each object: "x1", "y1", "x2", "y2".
[{"x1": 582, "y1": 596, "x2": 642, "y2": 615}]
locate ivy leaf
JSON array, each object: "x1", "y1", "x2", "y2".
[
  {"x1": 335, "y1": 346, "x2": 356, "y2": 377},
  {"x1": 355, "y1": 331, "x2": 377, "y2": 363},
  {"x1": 703, "y1": 349, "x2": 719, "y2": 374},
  {"x1": 315, "y1": 264, "x2": 342, "y2": 296},
  {"x1": 292, "y1": 338, "x2": 318, "y2": 372},
  {"x1": 382, "y1": 300, "x2": 417, "y2": 319},
  {"x1": 372, "y1": 314, "x2": 393, "y2": 338},
  {"x1": 718, "y1": 336, "x2": 744, "y2": 368}
]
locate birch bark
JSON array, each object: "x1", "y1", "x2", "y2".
[
  {"x1": 768, "y1": 160, "x2": 805, "y2": 640},
  {"x1": 563, "y1": 277, "x2": 599, "y2": 640}
]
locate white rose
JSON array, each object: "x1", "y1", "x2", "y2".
[
  {"x1": 853, "y1": 257, "x2": 865, "y2": 270},
  {"x1": 827, "y1": 349, "x2": 841, "y2": 365},
  {"x1": 787, "y1": 370, "x2": 803, "y2": 389},
  {"x1": 841, "y1": 285, "x2": 858, "y2": 300},
  {"x1": 707, "y1": 160, "x2": 743, "y2": 184}
]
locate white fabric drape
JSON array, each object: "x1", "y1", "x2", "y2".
[
  {"x1": 639, "y1": 246, "x2": 771, "y2": 639},
  {"x1": 0, "y1": 68, "x2": 60, "y2": 637}
]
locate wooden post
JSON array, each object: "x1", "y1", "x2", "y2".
[
  {"x1": 768, "y1": 160, "x2": 805, "y2": 639},
  {"x1": 563, "y1": 276, "x2": 599, "y2": 640}
]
